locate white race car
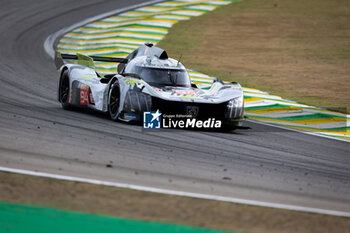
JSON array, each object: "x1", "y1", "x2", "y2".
[{"x1": 55, "y1": 42, "x2": 244, "y2": 127}]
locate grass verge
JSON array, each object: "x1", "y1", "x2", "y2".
[
  {"x1": 157, "y1": 0, "x2": 350, "y2": 113},
  {"x1": 0, "y1": 171, "x2": 349, "y2": 233}
]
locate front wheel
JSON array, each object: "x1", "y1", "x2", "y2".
[
  {"x1": 59, "y1": 69, "x2": 70, "y2": 110},
  {"x1": 108, "y1": 82, "x2": 120, "y2": 120}
]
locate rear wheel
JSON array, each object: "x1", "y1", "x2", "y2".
[
  {"x1": 59, "y1": 69, "x2": 70, "y2": 109},
  {"x1": 108, "y1": 81, "x2": 120, "y2": 120}
]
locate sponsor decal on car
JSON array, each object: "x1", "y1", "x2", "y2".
[
  {"x1": 124, "y1": 113, "x2": 138, "y2": 121},
  {"x1": 172, "y1": 89, "x2": 197, "y2": 96},
  {"x1": 89, "y1": 92, "x2": 95, "y2": 104},
  {"x1": 186, "y1": 106, "x2": 199, "y2": 117},
  {"x1": 152, "y1": 87, "x2": 162, "y2": 92},
  {"x1": 80, "y1": 84, "x2": 89, "y2": 105}
]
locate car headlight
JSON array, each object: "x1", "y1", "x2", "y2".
[
  {"x1": 227, "y1": 95, "x2": 244, "y2": 119},
  {"x1": 227, "y1": 95, "x2": 244, "y2": 108}
]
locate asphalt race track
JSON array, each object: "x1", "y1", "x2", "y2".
[{"x1": 1, "y1": 0, "x2": 350, "y2": 214}]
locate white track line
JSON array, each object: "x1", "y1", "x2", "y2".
[
  {"x1": 1, "y1": 166, "x2": 349, "y2": 217},
  {"x1": 41, "y1": 0, "x2": 350, "y2": 218}
]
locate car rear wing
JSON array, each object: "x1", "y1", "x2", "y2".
[{"x1": 55, "y1": 51, "x2": 128, "y2": 69}]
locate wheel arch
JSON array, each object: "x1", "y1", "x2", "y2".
[
  {"x1": 107, "y1": 78, "x2": 122, "y2": 120},
  {"x1": 102, "y1": 76, "x2": 120, "y2": 112},
  {"x1": 57, "y1": 66, "x2": 69, "y2": 101}
]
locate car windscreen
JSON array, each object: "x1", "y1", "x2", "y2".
[{"x1": 133, "y1": 66, "x2": 191, "y2": 87}]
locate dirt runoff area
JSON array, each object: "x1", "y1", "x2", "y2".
[
  {"x1": 0, "y1": 171, "x2": 349, "y2": 233},
  {"x1": 157, "y1": 0, "x2": 350, "y2": 113}
]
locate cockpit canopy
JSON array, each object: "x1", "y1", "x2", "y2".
[
  {"x1": 123, "y1": 55, "x2": 191, "y2": 88},
  {"x1": 119, "y1": 42, "x2": 191, "y2": 87}
]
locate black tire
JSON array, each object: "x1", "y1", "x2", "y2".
[
  {"x1": 108, "y1": 81, "x2": 120, "y2": 120},
  {"x1": 59, "y1": 69, "x2": 70, "y2": 110}
]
